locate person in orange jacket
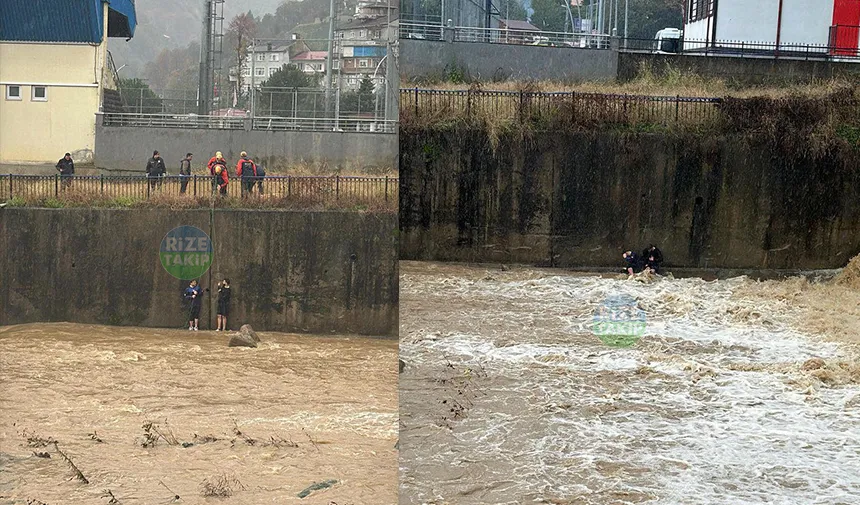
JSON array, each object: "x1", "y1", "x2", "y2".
[
  {"x1": 207, "y1": 151, "x2": 226, "y2": 176},
  {"x1": 209, "y1": 153, "x2": 229, "y2": 196},
  {"x1": 214, "y1": 161, "x2": 229, "y2": 196},
  {"x1": 235, "y1": 151, "x2": 258, "y2": 197}
]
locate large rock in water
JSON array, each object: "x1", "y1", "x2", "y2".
[
  {"x1": 240, "y1": 324, "x2": 261, "y2": 342},
  {"x1": 228, "y1": 325, "x2": 260, "y2": 348}
]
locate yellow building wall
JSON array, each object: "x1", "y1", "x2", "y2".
[{"x1": 0, "y1": 43, "x2": 103, "y2": 165}]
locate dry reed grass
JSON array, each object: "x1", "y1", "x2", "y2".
[{"x1": 404, "y1": 61, "x2": 860, "y2": 99}]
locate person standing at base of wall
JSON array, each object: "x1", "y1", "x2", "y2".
[
  {"x1": 184, "y1": 279, "x2": 203, "y2": 331},
  {"x1": 216, "y1": 279, "x2": 231, "y2": 331},
  {"x1": 145, "y1": 150, "x2": 166, "y2": 192},
  {"x1": 236, "y1": 151, "x2": 258, "y2": 198},
  {"x1": 179, "y1": 153, "x2": 193, "y2": 194},
  {"x1": 56, "y1": 153, "x2": 74, "y2": 190}
]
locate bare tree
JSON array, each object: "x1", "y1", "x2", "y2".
[{"x1": 228, "y1": 13, "x2": 257, "y2": 104}]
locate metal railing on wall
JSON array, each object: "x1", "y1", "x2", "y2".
[
  {"x1": 621, "y1": 36, "x2": 860, "y2": 60},
  {"x1": 399, "y1": 20, "x2": 612, "y2": 48},
  {"x1": 400, "y1": 88, "x2": 723, "y2": 126},
  {"x1": 99, "y1": 112, "x2": 397, "y2": 133},
  {"x1": 0, "y1": 174, "x2": 398, "y2": 204}
]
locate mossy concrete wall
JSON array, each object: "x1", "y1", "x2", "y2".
[
  {"x1": 400, "y1": 128, "x2": 860, "y2": 269},
  {"x1": 0, "y1": 208, "x2": 398, "y2": 336}
]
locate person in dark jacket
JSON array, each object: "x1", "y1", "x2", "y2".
[
  {"x1": 216, "y1": 278, "x2": 231, "y2": 331},
  {"x1": 184, "y1": 279, "x2": 203, "y2": 331},
  {"x1": 235, "y1": 151, "x2": 258, "y2": 197},
  {"x1": 56, "y1": 153, "x2": 74, "y2": 189},
  {"x1": 145, "y1": 150, "x2": 167, "y2": 191},
  {"x1": 256, "y1": 164, "x2": 265, "y2": 195},
  {"x1": 622, "y1": 250, "x2": 644, "y2": 276},
  {"x1": 643, "y1": 245, "x2": 664, "y2": 274},
  {"x1": 179, "y1": 153, "x2": 193, "y2": 194}
]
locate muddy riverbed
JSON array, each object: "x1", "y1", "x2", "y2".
[
  {"x1": 0, "y1": 323, "x2": 397, "y2": 505},
  {"x1": 399, "y1": 261, "x2": 860, "y2": 505}
]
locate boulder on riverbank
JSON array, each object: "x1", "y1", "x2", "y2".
[{"x1": 228, "y1": 324, "x2": 260, "y2": 348}]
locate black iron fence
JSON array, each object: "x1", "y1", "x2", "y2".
[
  {"x1": 401, "y1": 88, "x2": 723, "y2": 127},
  {"x1": 0, "y1": 174, "x2": 398, "y2": 205},
  {"x1": 621, "y1": 36, "x2": 860, "y2": 60}
]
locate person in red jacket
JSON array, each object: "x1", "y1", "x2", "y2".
[
  {"x1": 207, "y1": 151, "x2": 226, "y2": 176},
  {"x1": 213, "y1": 160, "x2": 229, "y2": 196},
  {"x1": 235, "y1": 151, "x2": 258, "y2": 197}
]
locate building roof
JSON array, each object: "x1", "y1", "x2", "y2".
[
  {"x1": 292, "y1": 51, "x2": 328, "y2": 61},
  {"x1": 500, "y1": 19, "x2": 539, "y2": 31},
  {"x1": 250, "y1": 43, "x2": 293, "y2": 53},
  {"x1": 337, "y1": 17, "x2": 389, "y2": 31},
  {"x1": 0, "y1": 0, "x2": 136, "y2": 43}
]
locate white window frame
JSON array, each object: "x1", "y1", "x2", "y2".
[
  {"x1": 6, "y1": 85, "x2": 22, "y2": 101},
  {"x1": 31, "y1": 85, "x2": 47, "y2": 102},
  {"x1": 359, "y1": 59, "x2": 369, "y2": 68},
  {"x1": 268, "y1": 67, "x2": 277, "y2": 76},
  {"x1": 257, "y1": 53, "x2": 266, "y2": 61},
  {"x1": 360, "y1": 30, "x2": 366, "y2": 38},
  {"x1": 333, "y1": 60, "x2": 340, "y2": 70},
  {"x1": 270, "y1": 53, "x2": 280, "y2": 61},
  {"x1": 255, "y1": 67, "x2": 266, "y2": 76}
]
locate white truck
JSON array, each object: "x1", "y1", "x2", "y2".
[{"x1": 654, "y1": 28, "x2": 682, "y2": 54}]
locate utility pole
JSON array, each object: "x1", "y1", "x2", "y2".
[
  {"x1": 250, "y1": 41, "x2": 256, "y2": 116},
  {"x1": 324, "y1": 0, "x2": 337, "y2": 119},
  {"x1": 197, "y1": 0, "x2": 212, "y2": 115}
]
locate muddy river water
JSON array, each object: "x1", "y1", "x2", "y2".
[
  {"x1": 399, "y1": 261, "x2": 860, "y2": 505},
  {"x1": 0, "y1": 323, "x2": 397, "y2": 505}
]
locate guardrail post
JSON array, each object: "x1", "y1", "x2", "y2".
[
  {"x1": 518, "y1": 90, "x2": 524, "y2": 123},
  {"x1": 100, "y1": 174, "x2": 104, "y2": 195},
  {"x1": 288, "y1": 175, "x2": 292, "y2": 196},
  {"x1": 8, "y1": 174, "x2": 12, "y2": 199},
  {"x1": 384, "y1": 176, "x2": 389, "y2": 201},
  {"x1": 675, "y1": 95, "x2": 680, "y2": 122},
  {"x1": 193, "y1": 174, "x2": 197, "y2": 196},
  {"x1": 414, "y1": 87, "x2": 419, "y2": 118},
  {"x1": 467, "y1": 89, "x2": 472, "y2": 117},
  {"x1": 55, "y1": 174, "x2": 59, "y2": 197},
  {"x1": 336, "y1": 175, "x2": 340, "y2": 200},
  {"x1": 146, "y1": 176, "x2": 150, "y2": 199}
]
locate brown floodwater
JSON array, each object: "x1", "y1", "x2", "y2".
[
  {"x1": 399, "y1": 261, "x2": 860, "y2": 505},
  {"x1": 0, "y1": 323, "x2": 397, "y2": 505}
]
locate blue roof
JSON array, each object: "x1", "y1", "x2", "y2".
[{"x1": 0, "y1": 0, "x2": 136, "y2": 43}]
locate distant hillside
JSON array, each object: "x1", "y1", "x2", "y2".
[{"x1": 110, "y1": 0, "x2": 353, "y2": 78}]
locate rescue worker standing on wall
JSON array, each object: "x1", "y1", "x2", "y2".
[
  {"x1": 145, "y1": 150, "x2": 166, "y2": 191},
  {"x1": 55, "y1": 152, "x2": 74, "y2": 190},
  {"x1": 236, "y1": 151, "x2": 258, "y2": 197},
  {"x1": 207, "y1": 151, "x2": 227, "y2": 195},
  {"x1": 213, "y1": 157, "x2": 229, "y2": 197}
]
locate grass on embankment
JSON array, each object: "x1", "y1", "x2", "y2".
[
  {"x1": 403, "y1": 60, "x2": 860, "y2": 99},
  {"x1": 2, "y1": 194, "x2": 396, "y2": 212}
]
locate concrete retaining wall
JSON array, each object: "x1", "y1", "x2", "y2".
[
  {"x1": 0, "y1": 208, "x2": 398, "y2": 336},
  {"x1": 94, "y1": 125, "x2": 398, "y2": 174},
  {"x1": 400, "y1": 39, "x2": 618, "y2": 82},
  {"x1": 400, "y1": 128, "x2": 860, "y2": 269},
  {"x1": 619, "y1": 52, "x2": 860, "y2": 85}
]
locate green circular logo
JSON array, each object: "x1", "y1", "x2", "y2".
[
  {"x1": 592, "y1": 294, "x2": 646, "y2": 348},
  {"x1": 160, "y1": 225, "x2": 213, "y2": 280}
]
